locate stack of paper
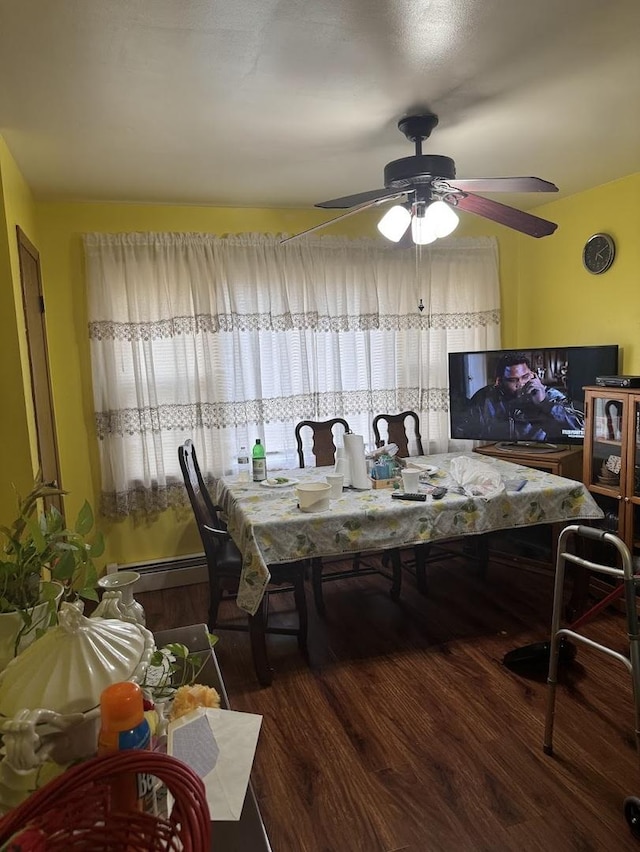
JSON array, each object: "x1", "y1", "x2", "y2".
[{"x1": 168, "y1": 707, "x2": 262, "y2": 820}]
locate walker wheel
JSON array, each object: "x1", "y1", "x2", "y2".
[{"x1": 623, "y1": 796, "x2": 640, "y2": 838}]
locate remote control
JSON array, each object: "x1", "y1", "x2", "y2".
[
  {"x1": 392, "y1": 492, "x2": 427, "y2": 502},
  {"x1": 431, "y1": 487, "x2": 447, "y2": 499}
]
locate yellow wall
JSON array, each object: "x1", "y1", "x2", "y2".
[
  {"x1": 0, "y1": 139, "x2": 38, "y2": 519},
  {"x1": 2, "y1": 137, "x2": 637, "y2": 568},
  {"x1": 457, "y1": 216, "x2": 520, "y2": 341},
  {"x1": 514, "y1": 174, "x2": 640, "y2": 367}
]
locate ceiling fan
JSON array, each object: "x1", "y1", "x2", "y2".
[{"x1": 281, "y1": 113, "x2": 558, "y2": 245}]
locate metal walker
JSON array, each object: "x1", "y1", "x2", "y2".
[{"x1": 543, "y1": 524, "x2": 640, "y2": 838}]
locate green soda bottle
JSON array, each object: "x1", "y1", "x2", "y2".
[{"x1": 252, "y1": 439, "x2": 266, "y2": 481}]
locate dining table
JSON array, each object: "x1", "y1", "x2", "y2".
[{"x1": 213, "y1": 451, "x2": 604, "y2": 617}]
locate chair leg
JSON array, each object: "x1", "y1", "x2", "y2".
[
  {"x1": 414, "y1": 543, "x2": 430, "y2": 595},
  {"x1": 248, "y1": 596, "x2": 273, "y2": 687},
  {"x1": 311, "y1": 557, "x2": 326, "y2": 617},
  {"x1": 292, "y1": 572, "x2": 308, "y2": 651},
  {"x1": 388, "y1": 548, "x2": 402, "y2": 601},
  {"x1": 208, "y1": 581, "x2": 222, "y2": 629}
]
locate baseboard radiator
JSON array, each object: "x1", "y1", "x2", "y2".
[{"x1": 110, "y1": 553, "x2": 208, "y2": 593}]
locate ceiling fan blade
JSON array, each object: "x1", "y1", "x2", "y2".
[
  {"x1": 316, "y1": 188, "x2": 400, "y2": 209},
  {"x1": 280, "y1": 194, "x2": 405, "y2": 245},
  {"x1": 454, "y1": 192, "x2": 558, "y2": 238},
  {"x1": 448, "y1": 177, "x2": 558, "y2": 193}
]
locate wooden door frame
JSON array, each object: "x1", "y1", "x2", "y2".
[{"x1": 16, "y1": 226, "x2": 64, "y2": 514}]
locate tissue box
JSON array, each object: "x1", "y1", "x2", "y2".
[{"x1": 370, "y1": 476, "x2": 401, "y2": 490}]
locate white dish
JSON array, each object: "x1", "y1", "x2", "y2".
[
  {"x1": 412, "y1": 465, "x2": 438, "y2": 477},
  {"x1": 0, "y1": 604, "x2": 155, "y2": 777},
  {"x1": 295, "y1": 482, "x2": 332, "y2": 512},
  {"x1": 261, "y1": 477, "x2": 299, "y2": 488}
]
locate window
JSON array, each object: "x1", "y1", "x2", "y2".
[{"x1": 85, "y1": 232, "x2": 499, "y2": 516}]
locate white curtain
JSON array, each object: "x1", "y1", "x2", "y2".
[{"x1": 84, "y1": 232, "x2": 500, "y2": 517}]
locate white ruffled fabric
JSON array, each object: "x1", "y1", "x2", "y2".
[{"x1": 448, "y1": 456, "x2": 504, "y2": 499}]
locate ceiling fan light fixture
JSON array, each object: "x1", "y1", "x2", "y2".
[
  {"x1": 424, "y1": 200, "x2": 459, "y2": 238},
  {"x1": 411, "y1": 202, "x2": 438, "y2": 245},
  {"x1": 377, "y1": 204, "x2": 411, "y2": 242}
]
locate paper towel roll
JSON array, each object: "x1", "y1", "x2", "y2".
[
  {"x1": 344, "y1": 433, "x2": 371, "y2": 490},
  {"x1": 334, "y1": 447, "x2": 351, "y2": 487}
]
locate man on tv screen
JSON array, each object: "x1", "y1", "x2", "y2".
[{"x1": 453, "y1": 351, "x2": 584, "y2": 442}]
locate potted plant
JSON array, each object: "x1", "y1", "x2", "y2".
[{"x1": 0, "y1": 477, "x2": 105, "y2": 668}]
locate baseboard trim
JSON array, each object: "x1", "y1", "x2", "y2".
[{"x1": 114, "y1": 554, "x2": 208, "y2": 593}]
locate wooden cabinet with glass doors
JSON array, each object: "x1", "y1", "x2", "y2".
[{"x1": 583, "y1": 386, "x2": 640, "y2": 557}]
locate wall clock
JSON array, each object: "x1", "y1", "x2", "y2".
[{"x1": 583, "y1": 233, "x2": 615, "y2": 274}]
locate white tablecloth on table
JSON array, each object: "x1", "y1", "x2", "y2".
[{"x1": 213, "y1": 452, "x2": 603, "y2": 615}]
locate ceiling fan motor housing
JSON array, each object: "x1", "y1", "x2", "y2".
[
  {"x1": 397, "y1": 114, "x2": 439, "y2": 142},
  {"x1": 384, "y1": 154, "x2": 456, "y2": 189}
]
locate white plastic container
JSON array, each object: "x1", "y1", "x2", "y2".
[
  {"x1": 401, "y1": 470, "x2": 421, "y2": 492},
  {"x1": 325, "y1": 473, "x2": 344, "y2": 499},
  {"x1": 295, "y1": 482, "x2": 332, "y2": 512}
]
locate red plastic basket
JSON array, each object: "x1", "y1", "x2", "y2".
[{"x1": 0, "y1": 751, "x2": 211, "y2": 851}]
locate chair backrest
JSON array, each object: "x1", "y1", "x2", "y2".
[
  {"x1": 178, "y1": 440, "x2": 225, "y2": 559},
  {"x1": 372, "y1": 411, "x2": 423, "y2": 458},
  {"x1": 294, "y1": 418, "x2": 350, "y2": 468}
]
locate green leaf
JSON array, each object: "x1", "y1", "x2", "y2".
[
  {"x1": 0, "y1": 476, "x2": 104, "y2": 613},
  {"x1": 39, "y1": 583, "x2": 61, "y2": 603},
  {"x1": 25, "y1": 517, "x2": 46, "y2": 554},
  {"x1": 89, "y1": 532, "x2": 105, "y2": 558},
  {"x1": 149, "y1": 650, "x2": 167, "y2": 667},
  {"x1": 79, "y1": 586, "x2": 99, "y2": 602},
  {"x1": 51, "y1": 550, "x2": 75, "y2": 581},
  {"x1": 48, "y1": 506, "x2": 64, "y2": 531},
  {"x1": 164, "y1": 643, "x2": 189, "y2": 659},
  {"x1": 75, "y1": 501, "x2": 94, "y2": 536}
]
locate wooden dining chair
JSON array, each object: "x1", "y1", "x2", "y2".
[
  {"x1": 372, "y1": 410, "x2": 423, "y2": 458},
  {"x1": 293, "y1": 419, "x2": 402, "y2": 616},
  {"x1": 372, "y1": 410, "x2": 455, "y2": 594},
  {"x1": 178, "y1": 439, "x2": 308, "y2": 686},
  {"x1": 295, "y1": 417, "x2": 350, "y2": 467}
]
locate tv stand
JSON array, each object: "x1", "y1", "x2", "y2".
[
  {"x1": 495, "y1": 441, "x2": 559, "y2": 454},
  {"x1": 474, "y1": 442, "x2": 584, "y2": 617},
  {"x1": 474, "y1": 443, "x2": 583, "y2": 480}
]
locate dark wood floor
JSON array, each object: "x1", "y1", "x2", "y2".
[{"x1": 139, "y1": 556, "x2": 640, "y2": 852}]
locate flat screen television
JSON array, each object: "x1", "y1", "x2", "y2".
[{"x1": 448, "y1": 345, "x2": 619, "y2": 451}]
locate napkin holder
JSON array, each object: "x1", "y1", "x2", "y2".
[{"x1": 370, "y1": 476, "x2": 401, "y2": 490}]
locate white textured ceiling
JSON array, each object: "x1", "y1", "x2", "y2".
[{"x1": 1, "y1": 0, "x2": 639, "y2": 210}]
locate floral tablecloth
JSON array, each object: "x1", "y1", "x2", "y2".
[{"x1": 213, "y1": 452, "x2": 603, "y2": 616}]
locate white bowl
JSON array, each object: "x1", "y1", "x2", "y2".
[{"x1": 296, "y1": 481, "x2": 332, "y2": 512}]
